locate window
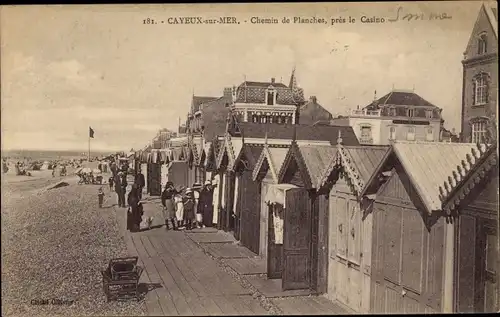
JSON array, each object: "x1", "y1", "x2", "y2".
[
  {"x1": 426, "y1": 127, "x2": 434, "y2": 141},
  {"x1": 389, "y1": 126, "x2": 396, "y2": 140},
  {"x1": 472, "y1": 121, "x2": 487, "y2": 143},
  {"x1": 266, "y1": 90, "x2": 276, "y2": 105},
  {"x1": 473, "y1": 74, "x2": 488, "y2": 105},
  {"x1": 425, "y1": 110, "x2": 433, "y2": 119},
  {"x1": 361, "y1": 126, "x2": 372, "y2": 138},
  {"x1": 407, "y1": 108, "x2": 415, "y2": 117},
  {"x1": 407, "y1": 126, "x2": 416, "y2": 141},
  {"x1": 388, "y1": 107, "x2": 397, "y2": 117},
  {"x1": 478, "y1": 33, "x2": 487, "y2": 55}
]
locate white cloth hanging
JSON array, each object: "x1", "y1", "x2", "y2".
[{"x1": 232, "y1": 175, "x2": 239, "y2": 215}]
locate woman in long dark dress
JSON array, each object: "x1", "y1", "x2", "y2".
[{"x1": 127, "y1": 184, "x2": 142, "y2": 232}]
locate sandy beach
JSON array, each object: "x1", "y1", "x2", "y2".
[{"x1": 1, "y1": 168, "x2": 145, "y2": 317}]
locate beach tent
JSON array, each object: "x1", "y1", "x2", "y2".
[{"x1": 40, "y1": 161, "x2": 50, "y2": 170}]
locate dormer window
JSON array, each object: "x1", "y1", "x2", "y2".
[
  {"x1": 425, "y1": 110, "x2": 433, "y2": 119},
  {"x1": 478, "y1": 33, "x2": 487, "y2": 55},
  {"x1": 266, "y1": 89, "x2": 276, "y2": 106},
  {"x1": 388, "y1": 107, "x2": 397, "y2": 117},
  {"x1": 407, "y1": 108, "x2": 415, "y2": 117}
]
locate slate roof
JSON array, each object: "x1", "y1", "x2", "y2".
[
  {"x1": 363, "y1": 141, "x2": 488, "y2": 213},
  {"x1": 235, "y1": 81, "x2": 305, "y2": 105},
  {"x1": 191, "y1": 96, "x2": 219, "y2": 113},
  {"x1": 238, "y1": 123, "x2": 359, "y2": 145},
  {"x1": 364, "y1": 90, "x2": 438, "y2": 110},
  {"x1": 204, "y1": 121, "x2": 228, "y2": 142}
]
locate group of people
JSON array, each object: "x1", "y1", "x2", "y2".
[{"x1": 160, "y1": 180, "x2": 215, "y2": 231}]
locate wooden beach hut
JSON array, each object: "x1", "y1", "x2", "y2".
[
  {"x1": 166, "y1": 146, "x2": 189, "y2": 188},
  {"x1": 360, "y1": 141, "x2": 484, "y2": 314},
  {"x1": 437, "y1": 143, "x2": 498, "y2": 313},
  {"x1": 271, "y1": 140, "x2": 337, "y2": 292},
  {"x1": 215, "y1": 130, "x2": 244, "y2": 233},
  {"x1": 317, "y1": 139, "x2": 389, "y2": 313},
  {"x1": 147, "y1": 149, "x2": 162, "y2": 196},
  {"x1": 232, "y1": 143, "x2": 264, "y2": 252},
  {"x1": 252, "y1": 142, "x2": 291, "y2": 278}
]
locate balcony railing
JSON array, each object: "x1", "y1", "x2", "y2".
[
  {"x1": 359, "y1": 137, "x2": 374, "y2": 144},
  {"x1": 350, "y1": 109, "x2": 382, "y2": 117}
]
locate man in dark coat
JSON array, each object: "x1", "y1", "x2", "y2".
[
  {"x1": 114, "y1": 173, "x2": 126, "y2": 207},
  {"x1": 199, "y1": 180, "x2": 216, "y2": 227},
  {"x1": 135, "y1": 170, "x2": 146, "y2": 200}
]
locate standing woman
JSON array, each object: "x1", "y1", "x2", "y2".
[
  {"x1": 127, "y1": 184, "x2": 142, "y2": 232},
  {"x1": 200, "y1": 180, "x2": 215, "y2": 227},
  {"x1": 161, "y1": 182, "x2": 177, "y2": 230}
]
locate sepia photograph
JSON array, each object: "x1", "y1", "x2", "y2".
[{"x1": 1, "y1": 1, "x2": 498, "y2": 316}]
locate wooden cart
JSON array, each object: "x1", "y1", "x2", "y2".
[{"x1": 101, "y1": 257, "x2": 143, "y2": 302}]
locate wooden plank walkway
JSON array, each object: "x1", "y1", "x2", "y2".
[
  {"x1": 222, "y1": 257, "x2": 267, "y2": 275},
  {"x1": 120, "y1": 198, "x2": 350, "y2": 315}
]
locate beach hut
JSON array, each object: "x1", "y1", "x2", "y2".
[
  {"x1": 215, "y1": 131, "x2": 244, "y2": 233},
  {"x1": 360, "y1": 141, "x2": 484, "y2": 314},
  {"x1": 438, "y1": 143, "x2": 498, "y2": 313},
  {"x1": 252, "y1": 141, "x2": 290, "y2": 275},
  {"x1": 41, "y1": 161, "x2": 50, "y2": 170},
  {"x1": 232, "y1": 143, "x2": 264, "y2": 251},
  {"x1": 271, "y1": 140, "x2": 337, "y2": 292},
  {"x1": 317, "y1": 139, "x2": 389, "y2": 313},
  {"x1": 166, "y1": 146, "x2": 189, "y2": 188},
  {"x1": 146, "y1": 149, "x2": 162, "y2": 196}
]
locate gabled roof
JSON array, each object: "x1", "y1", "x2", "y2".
[
  {"x1": 234, "y1": 144, "x2": 264, "y2": 171},
  {"x1": 319, "y1": 145, "x2": 389, "y2": 195},
  {"x1": 252, "y1": 145, "x2": 290, "y2": 183},
  {"x1": 439, "y1": 142, "x2": 498, "y2": 214},
  {"x1": 215, "y1": 133, "x2": 244, "y2": 170},
  {"x1": 191, "y1": 95, "x2": 219, "y2": 113},
  {"x1": 364, "y1": 90, "x2": 438, "y2": 110},
  {"x1": 362, "y1": 141, "x2": 489, "y2": 214},
  {"x1": 237, "y1": 123, "x2": 359, "y2": 145},
  {"x1": 278, "y1": 142, "x2": 337, "y2": 189}
]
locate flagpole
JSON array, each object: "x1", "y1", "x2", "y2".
[{"x1": 88, "y1": 135, "x2": 91, "y2": 161}]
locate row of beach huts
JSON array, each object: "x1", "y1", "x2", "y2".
[{"x1": 130, "y1": 110, "x2": 498, "y2": 314}]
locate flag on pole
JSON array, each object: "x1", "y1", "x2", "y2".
[{"x1": 89, "y1": 127, "x2": 95, "y2": 138}]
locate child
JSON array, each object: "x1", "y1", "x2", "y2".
[
  {"x1": 183, "y1": 188, "x2": 196, "y2": 230},
  {"x1": 98, "y1": 187, "x2": 105, "y2": 208},
  {"x1": 174, "y1": 193, "x2": 184, "y2": 230},
  {"x1": 108, "y1": 176, "x2": 114, "y2": 191},
  {"x1": 192, "y1": 183, "x2": 202, "y2": 229}
]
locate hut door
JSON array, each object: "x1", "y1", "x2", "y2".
[
  {"x1": 457, "y1": 217, "x2": 498, "y2": 313},
  {"x1": 240, "y1": 170, "x2": 261, "y2": 254},
  {"x1": 335, "y1": 197, "x2": 363, "y2": 312},
  {"x1": 267, "y1": 203, "x2": 283, "y2": 279},
  {"x1": 283, "y1": 187, "x2": 312, "y2": 291},
  {"x1": 150, "y1": 163, "x2": 161, "y2": 196}
]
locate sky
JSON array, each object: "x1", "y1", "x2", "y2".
[{"x1": 0, "y1": 1, "x2": 489, "y2": 152}]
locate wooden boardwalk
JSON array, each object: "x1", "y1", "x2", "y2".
[{"x1": 120, "y1": 199, "x2": 350, "y2": 315}]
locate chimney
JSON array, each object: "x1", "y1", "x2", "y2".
[
  {"x1": 310, "y1": 96, "x2": 317, "y2": 103},
  {"x1": 271, "y1": 78, "x2": 275, "y2": 84}
]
